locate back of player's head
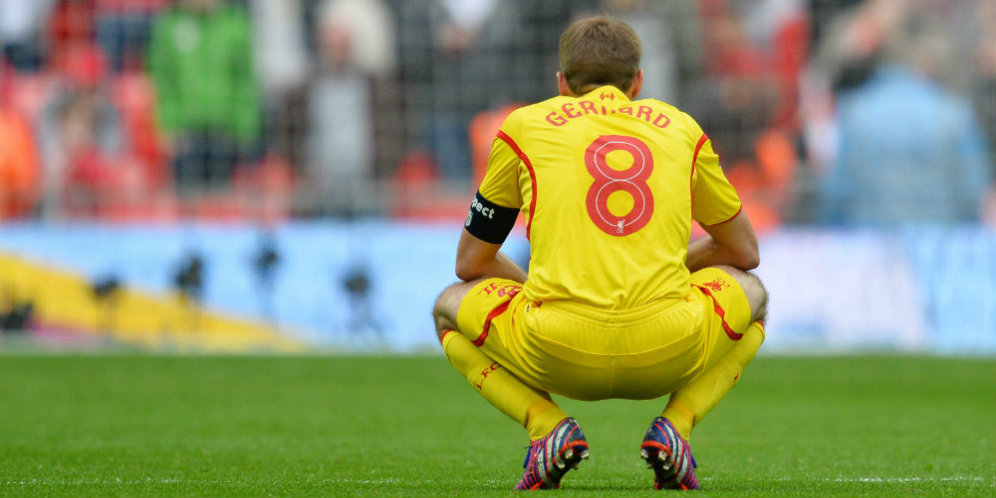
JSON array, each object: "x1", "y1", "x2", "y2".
[{"x1": 559, "y1": 15, "x2": 641, "y2": 95}]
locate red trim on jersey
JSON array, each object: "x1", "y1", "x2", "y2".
[
  {"x1": 689, "y1": 133, "x2": 708, "y2": 219},
  {"x1": 703, "y1": 204, "x2": 743, "y2": 227},
  {"x1": 471, "y1": 300, "x2": 512, "y2": 346},
  {"x1": 691, "y1": 283, "x2": 743, "y2": 341},
  {"x1": 496, "y1": 130, "x2": 537, "y2": 240}
]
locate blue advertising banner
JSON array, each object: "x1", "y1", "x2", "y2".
[{"x1": 1, "y1": 222, "x2": 993, "y2": 354}]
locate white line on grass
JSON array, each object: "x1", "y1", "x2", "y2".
[
  {"x1": 708, "y1": 476, "x2": 991, "y2": 484},
  {"x1": 4, "y1": 477, "x2": 406, "y2": 486},
  {"x1": 832, "y1": 477, "x2": 990, "y2": 483}
]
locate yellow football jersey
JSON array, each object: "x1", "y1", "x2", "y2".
[{"x1": 477, "y1": 85, "x2": 742, "y2": 309}]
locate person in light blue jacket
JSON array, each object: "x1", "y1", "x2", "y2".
[{"x1": 820, "y1": 58, "x2": 994, "y2": 225}]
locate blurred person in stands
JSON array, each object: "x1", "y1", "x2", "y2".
[
  {"x1": 304, "y1": 0, "x2": 394, "y2": 216},
  {"x1": 0, "y1": 106, "x2": 40, "y2": 218},
  {"x1": 0, "y1": 0, "x2": 56, "y2": 71},
  {"x1": 47, "y1": 0, "x2": 98, "y2": 71},
  {"x1": 247, "y1": 0, "x2": 309, "y2": 172},
  {"x1": 970, "y1": 0, "x2": 996, "y2": 224},
  {"x1": 95, "y1": 0, "x2": 168, "y2": 72},
  {"x1": 682, "y1": 0, "x2": 805, "y2": 231},
  {"x1": 148, "y1": 0, "x2": 261, "y2": 193},
  {"x1": 802, "y1": 0, "x2": 916, "y2": 176},
  {"x1": 601, "y1": 0, "x2": 703, "y2": 105},
  {"x1": 689, "y1": 1, "x2": 774, "y2": 164},
  {"x1": 810, "y1": 0, "x2": 994, "y2": 225},
  {"x1": 396, "y1": 0, "x2": 524, "y2": 185},
  {"x1": 36, "y1": 44, "x2": 129, "y2": 218}
]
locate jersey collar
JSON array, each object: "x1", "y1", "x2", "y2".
[{"x1": 581, "y1": 85, "x2": 630, "y2": 103}]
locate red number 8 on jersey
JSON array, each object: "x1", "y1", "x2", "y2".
[{"x1": 584, "y1": 135, "x2": 655, "y2": 236}]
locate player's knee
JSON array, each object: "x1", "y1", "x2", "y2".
[
  {"x1": 432, "y1": 285, "x2": 456, "y2": 339},
  {"x1": 432, "y1": 281, "x2": 474, "y2": 339},
  {"x1": 741, "y1": 272, "x2": 768, "y2": 323},
  {"x1": 715, "y1": 265, "x2": 768, "y2": 323}
]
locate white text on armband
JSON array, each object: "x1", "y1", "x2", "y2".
[
  {"x1": 464, "y1": 191, "x2": 518, "y2": 244},
  {"x1": 470, "y1": 196, "x2": 496, "y2": 219}
]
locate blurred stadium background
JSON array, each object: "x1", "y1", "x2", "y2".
[{"x1": 0, "y1": 0, "x2": 994, "y2": 355}]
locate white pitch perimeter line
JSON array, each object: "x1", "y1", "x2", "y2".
[
  {"x1": 769, "y1": 477, "x2": 990, "y2": 483},
  {"x1": 4, "y1": 478, "x2": 406, "y2": 486}
]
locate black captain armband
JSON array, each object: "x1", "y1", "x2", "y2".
[{"x1": 464, "y1": 191, "x2": 518, "y2": 244}]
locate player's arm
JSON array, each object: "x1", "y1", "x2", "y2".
[
  {"x1": 455, "y1": 230, "x2": 527, "y2": 283},
  {"x1": 685, "y1": 211, "x2": 759, "y2": 273},
  {"x1": 686, "y1": 129, "x2": 760, "y2": 272},
  {"x1": 455, "y1": 126, "x2": 527, "y2": 283},
  {"x1": 455, "y1": 192, "x2": 525, "y2": 282}
]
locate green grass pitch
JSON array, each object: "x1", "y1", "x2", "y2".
[{"x1": 1, "y1": 354, "x2": 993, "y2": 497}]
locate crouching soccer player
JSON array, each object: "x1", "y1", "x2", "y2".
[{"x1": 432, "y1": 15, "x2": 768, "y2": 491}]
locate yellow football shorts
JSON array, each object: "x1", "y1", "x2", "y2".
[{"x1": 455, "y1": 267, "x2": 752, "y2": 401}]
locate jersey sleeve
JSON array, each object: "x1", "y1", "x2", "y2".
[
  {"x1": 462, "y1": 123, "x2": 525, "y2": 244},
  {"x1": 690, "y1": 134, "x2": 742, "y2": 225},
  {"x1": 478, "y1": 130, "x2": 524, "y2": 209}
]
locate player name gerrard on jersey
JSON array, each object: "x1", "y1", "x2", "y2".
[{"x1": 545, "y1": 99, "x2": 671, "y2": 129}]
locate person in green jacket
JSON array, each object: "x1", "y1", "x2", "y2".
[{"x1": 148, "y1": 0, "x2": 261, "y2": 191}]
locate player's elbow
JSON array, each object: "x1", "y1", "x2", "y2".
[
  {"x1": 725, "y1": 228, "x2": 760, "y2": 270},
  {"x1": 455, "y1": 266, "x2": 477, "y2": 283},
  {"x1": 739, "y1": 252, "x2": 760, "y2": 271},
  {"x1": 734, "y1": 245, "x2": 760, "y2": 270},
  {"x1": 455, "y1": 259, "x2": 484, "y2": 282}
]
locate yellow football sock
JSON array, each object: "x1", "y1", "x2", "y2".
[
  {"x1": 662, "y1": 321, "x2": 765, "y2": 440},
  {"x1": 441, "y1": 330, "x2": 568, "y2": 440}
]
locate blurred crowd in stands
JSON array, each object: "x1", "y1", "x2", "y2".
[{"x1": 0, "y1": 0, "x2": 993, "y2": 229}]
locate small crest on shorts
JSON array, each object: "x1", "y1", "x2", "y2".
[{"x1": 701, "y1": 278, "x2": 729, "y2": 293}]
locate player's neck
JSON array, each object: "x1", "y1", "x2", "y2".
[
  {"x1": 574, "y1": 84, "x2": 630, "y2": 98},
  {"x1": 575, "y1": 84, "x2": 607, "y2": 96}
]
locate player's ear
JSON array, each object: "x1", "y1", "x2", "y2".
[
  {"x1": 557, "y1": 72, "x2": 573, "y2": 97},
  {"x1": 627, "y1": 69, "x2": 644, "y2": 99}
]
